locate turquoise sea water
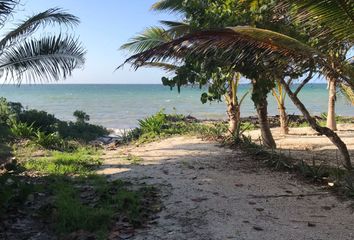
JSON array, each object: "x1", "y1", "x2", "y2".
[{"x1": 0, "y1": 84, "x2": 352, "y2": 129}]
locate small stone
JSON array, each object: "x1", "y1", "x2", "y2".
[
  {"x1": 256, "y1": 208, "x2": 264, "y2": 212},
  {"x1": 308, "y1": 222, "x2": 316, "y2": 227},
  {"x1": 321, "y1": 206, "x2": 331, "y2": 211},
  {"x1": 253, "y1": 226, "x2": 264, "y2": 231},
  {"x1": 5, "y1": 178, "x2": 14, "y2": 185},
  {"x1": 27, "y1": 194, "x2": 34, "y2": 202}
]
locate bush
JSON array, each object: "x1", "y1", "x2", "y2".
[
  {"x1": 18, "y1": 109, "x2": 59, "y2": 133},
  {"x1": 0, "y1": 97, "x2": 17, "y2": 124},
  {"x1": 33, "y1": 131, "x2": 64, "y2": 150},
  {"x1": 73, "y1": 110, "x2": 90, "y2": 123},
  {"x1": 57, "y1": 121, "x2": 108, "y2": 142},
  {"x1": 138, "y1": 110, "x2": 167, "y2": 134},
  {"x1": 10, "y1": 121, "x2": 35, "y2": 139}
]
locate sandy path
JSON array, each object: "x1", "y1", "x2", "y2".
[
  {"x1": 246, "y1": 124, "x2": 354, "y2": 166},
  {"x1": 98, "y1": 136, "x2": 354, "y2": 240}
]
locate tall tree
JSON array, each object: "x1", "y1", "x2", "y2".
[
  {"x1": 123, "y1": 26, "x2": 353, "y2": 169},
  {"x1": 0, "y1": 1, "x2": 85, "y2": 85}
]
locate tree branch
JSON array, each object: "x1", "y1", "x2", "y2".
[{"x1": 294, "y1": 70, "x2": 313, "y2": 96}]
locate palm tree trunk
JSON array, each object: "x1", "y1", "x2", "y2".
[
  {"x1": 281, "y1": 79, "x2": 352, "y2": 170},
  {"x1": 279, "y1": 105, "x2": 289, "y2": 135},
  {"x1": 327, "y1": 78, "x2": 337, "y2": 131},
  {"x1": 226, "y1": 100, "x2": 239, "y2": 135},
  {"x1": 255, "y1": 94, "x2": 276, "y2": 149},
  {"x1": 225, "y1": 72, "x2": 241, "y2": 135}
]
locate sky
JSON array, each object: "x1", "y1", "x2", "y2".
[
  {"x1": 1, "y1": 1, "x2": 338, "y2": 84},
  {"x1": 8, "y1": 0, "x2": 179, "y2": 84}
]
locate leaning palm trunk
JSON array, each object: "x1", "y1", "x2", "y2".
[
  {"x1": 272, "y1": 80, "x2": 289, "y2": 135},
  {"x1": 281, "y1": 79, "x2": 352, "y2": 170},
  {"x1": 327, "y1": 77, "x2": 337, "y2": 131}
]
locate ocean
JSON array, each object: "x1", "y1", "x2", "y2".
[{"x1": 0, "y1": 84, "x2": 352, "y2": 129}]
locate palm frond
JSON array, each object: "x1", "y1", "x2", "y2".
[
  {"x1": 0, "y1": 8, "x2": 80, "y2": 48},
  {"x1": 124, "y1": 26, "x2": 319, "y2": 70},
  {"x1": 123, "y1": 26, "x2": 353, "y2": 87},
  {"x1": 0, "y1": 0, "x2": 18, "y2": 26},
  {"x1": 151, "y1": 0, "x2": 185, "y2": 13},
  {"x1": 142, "y1": 62, "x2": 178, "y2": 73},
  {"x1": 0, "y1": 35, "x2": 85, "y2": 84},
  {"x1": 160, "y1": 20, "x2": 193, "y2": 37},
  {"x1": 340, "y1": 83, "x2": 354, "y2": 105},
  {"x1": 120, "y1": 27, "x2": 173, "y2": 53},
  {"x1": 277, "y1": 0, "x2": 354, "y2": 42}
]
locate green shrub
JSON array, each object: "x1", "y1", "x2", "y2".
[
  {"x1": 19, "y1": 109, "x2": 59, "y2": 133},
  {"x1": 57, "y1": 121, "x2": 108, "y2": 142},
  {"x1": 10, "y1": 121, "x2": 35, "y2": 139},
  {"x1": 33, "y1": 131, "x2": 64, "y2": 150},
  {"x1": 0, "y1": 97, "x2": 17, "y2": 124},
  {"x1": 297, "y1": 161, "x2": 330, "y2": 181},
  {"x1": 73, "y1": 110, "x2": 90, "y2": 123},
  {"x1": 138, "y1": 110, "x2": 167, "y2": 134}
]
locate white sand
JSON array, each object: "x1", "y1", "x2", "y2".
[{"x1": 98, "y1": 136, "x2": 354, "y2": 240}]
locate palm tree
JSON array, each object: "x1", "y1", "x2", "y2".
[
  {"x1": 0, "y1": 1, "x2": 85, "y2": 85},
  {"x1": 122, "y1": 26, "x2": 353, "y2": 170},
  {"x1": 272, "y1": 79, "x2": 289, "y2": 135},
  {"x1": 121, "y1": 24, "x2": 249, "y2": 137},
  {"x1": 278, "y1": 0, "x2": 354, "y2": 131}
]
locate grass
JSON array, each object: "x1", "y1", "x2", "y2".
[
  {"x1": 45, "y1": 175, "x2": 157, "y2": 238},
  {"x1": 23, "y1": 147, "x2": 102, "y2": 175},
  {"x1": 0, "y1": 142, "x2": 161, "y2": 239}
]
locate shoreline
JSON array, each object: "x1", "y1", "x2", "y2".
[{"x1": 106, "y1": 114, "x2": 354, "y2": 136}]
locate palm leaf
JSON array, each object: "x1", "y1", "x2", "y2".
[
  {"x1": 160, "y1": 20, "x2": 193, "y2": 37},
  {"x1": 123, "y1": 26, "x2": 353, "y2": 88},
  {"x1": 0, "y1": 8, "x2": 79, "y2": 49},
  {"x1": 340, "y1": 83, "x2": 354, "y2": 105},
  {"x1": 124, "y1": 26, "x2": 319, "y2": 70},
  {"x1": 151, "y1": 0, "x2": 185, "y2": 13},
  {"x1": 120, "y1": 27, "x2": 173, "y2": 54},
  {"x1": 0, "y1": 35, "x2": 85, "y2": 84},
  {"x1": 0, "y1": 0, "x2": 18, "y2": 26},
  {"x1": 142, "y1": 62, "x2": 178, "y2": 73},
  {"x1": 278, "y1": 0, "x2": 354, "y2": 42}
]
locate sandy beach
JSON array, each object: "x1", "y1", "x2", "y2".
[{"x1": 98, "y1": 135, "x2": 354, "y2": 240}]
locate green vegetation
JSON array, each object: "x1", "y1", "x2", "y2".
[
  {"x1": 0, "y1": 100, "x2": 159, "y2": 239},
  {"x1": 1, "y1": 98, "x2": 108, "y2": 145},
  {"x1": 1, "y1": 142, "x2": 159, "y2": 239},
  {"x1": 23, "y1": 148, "x2": 101, "y2": 175},
  {"x1": 122, "y1": 110, "x2": 234, "y2": 144},
  {"x1": 123, "y1": 0, "x2": 354, "y2": 170}
]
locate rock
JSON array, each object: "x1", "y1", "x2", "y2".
[
  {"x1": 253, "y1": 226, "x2": 264, "y2": 231},
  {"x1": 307, "y1": 222, "x2": 316, "y2": 227},
  {"x1": 27, "y1": 194, "x2": 35, "y2": 202},
  {"x1": 5, "y1": 178, "x2": 15, "y2": 185}
]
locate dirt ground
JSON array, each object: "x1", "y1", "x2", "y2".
[
  {"x1": 98, "y1": 136, "x2": 354, "y2": 240},
  {"x1": 246, "y1": 123, "x2": 354, "y2": 166}
]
